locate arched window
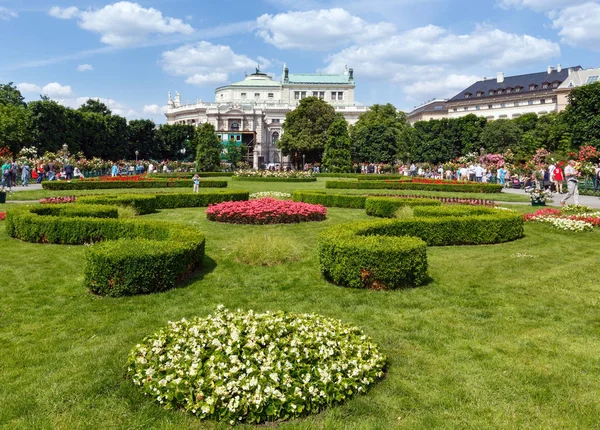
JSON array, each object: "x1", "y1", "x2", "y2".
[
  {"x1": 272, "y1": 132, "x2": 279, "y2": 145},
  {"x1": 230, "y1": 122, "x2": 239, "y2": 132}
]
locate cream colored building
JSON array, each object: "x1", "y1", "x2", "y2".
[
  {"x1": 407, "y1": 99, "x2": 448, "y2": 125},
  {"x1": 555, "y1": 67, "x2": 600, "y2": 111},
  {"x1": 165, "y1": 65, "x2": 367, "y2": 168}
]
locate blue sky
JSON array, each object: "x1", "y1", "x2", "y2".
[{"x1": 1, "y1": 0, "x2": 598, "y2": 122}]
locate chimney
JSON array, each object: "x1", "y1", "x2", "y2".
[
  {"x1": 482, "y1": 76, "x2": 487, "y2": 81},
  {"x1": 568, "y1": 68, "x2": 573, "y2": 76},
  {"x1": 497, "y1": 72, "x2": 504, "y2": 83},
  {"x1": 557, "y1": 64, "x2": 562, "y2": 73},
  {"x1": 548, "y1": 66, "x2": 555, "y2": 74},
  {"x1": 349, "y1": 68, "x2": 354, "y2": 82},
  {"x1": 284, "y1": 66, "x2": 289, "y2": 83}
]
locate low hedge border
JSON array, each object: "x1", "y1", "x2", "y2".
[
  {"x1": 150, "y1": 172, "x2": 233, "y2": 178},
  {"x1": 77, "y1": 191, "x2": 249, "y2": 214},
  {"x1": 5, "y1": 205, "x2": 205, "y2": 297},
  {"x1": 318, "y1": 205, "x2": 523, "y2": 290},
  {"x1": 231, "y1": 176, "x2": 317, "y2": 183},
  {"x1": 315, "y1": 173, "x2": 411, "y2": 180},
  {"x1": 42, "y1": 180, "x2": 227, "y2": 191},
  {"x1": 325, "y1": 180, "x2": 503, "y2": 193},
  {"x1": 292, "y1": 191, "x2": 440, "y2": 216}
]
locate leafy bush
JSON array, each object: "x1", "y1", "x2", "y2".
[
  {"x1": 365, "y1": 197, "x2": 441, "y2": 218},
  {"x1": 315, "y1": 173, "x2": 408, "y2": 180},
  {"x1": 42, "y1": 180, "x2": 227, "y2": 190},
  {"x1": 77, "y1": 195, "x2": 157, "y2": 215},
  {"x1": 127, "y1": 307, "x2": 386, "y2": 424},
  {"x1": 232, "y1": 176, "x2": 317, "y2": 183},
  {"x1": 326, "y1": 180, "x2": 503, "y2": 193},
  {"x1": 318, "y1": 206, "x2": 524, "y2": 290},
  {"x1": 206, "y1": 198, "x2": 326, "y2": 224},
  {"x1": 6, "y1": 205, "x2": 205, "y2": 296}
]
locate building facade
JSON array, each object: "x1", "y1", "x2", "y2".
[
  {"x1": 406, "y1": 99, "x2": 448, "y2": 125},
  {"x1": 165, "y1": 66, "x2": 367, "y2": 169},
  {"x1": 555, "y1": 67, "x2": 600, "y2": 111}
]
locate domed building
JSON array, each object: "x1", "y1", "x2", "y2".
[{"x1": 166, "y1": 65, "x2": 367, "y2": 169}]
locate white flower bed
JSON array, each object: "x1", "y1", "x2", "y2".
[
  {"x1": 250, "y1": 191, "x2": 292, "y2": 200},
  {"x1": 127, "y1": 307, "x2": 386, "y2": 424},
  {"x1": 533, "y1": 216, "x2": 593, "y2": 232}
]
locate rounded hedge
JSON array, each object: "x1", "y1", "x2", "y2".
[
  {"x1": 5, "y1": 204, "x2": 205, "y2": 296},
  {"x1": 318, "y1": 205, "x2": 524, "y2": 290},
  {"x1": 127, "y1": 307, "x2": 386, "y2": 424}
]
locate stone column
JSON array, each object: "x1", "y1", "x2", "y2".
[{"x1": 253, "y1": 145, "x2": 259, "y2": 170}]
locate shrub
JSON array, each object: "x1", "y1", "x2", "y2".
[
  {"x1": 206, "y1": 198, "x2": 327, "y2": 224},
  {"x1": 318, "y1": 206, "x2": 524, "y2": 290},
  {"x1": 232, "y1": 176, "x2": 317, "y2": 183},
  {"x1": 6, "y1": 205, "x2": 205, "y2": 297},
  {"x1": 365, "y1": 197, "x2": 441, "y2": 218},
  {"x1": 42, "y1": 180, "x2": 227, "y2": 191},
  {"x1": 77, "y1": 195, "x2": 157, "y2": 215},
  {"x1": 315, "y1": 173, "x2": 408, "y2": 180},
  {"x1": 293, "y1": 191, "x2": 367, "y2": 209},
  {"x1": 325, "y1": 180, "x2": 503, "y2": 193},
  {"x1": 151, "y1": 172, "x2": 233, "y2": 178},
  {"x1": 127, "y1": 307, "x2": 386, "y2": 424}
]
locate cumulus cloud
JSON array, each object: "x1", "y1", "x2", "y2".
[
  {"x1": 497, "y1": 0, "x2": 590, "y2": 12},
  {"x1": 56, "y1": 97, "x2": 139, "y2": 118},
  {"x1": 0, "y1": 6, "x2": 18, "y2": 21},
  {"x1": 143, "y1": 104, "x2": 168, "y2": 115},
  {"x1": 161, "y1": 41, "x2": 271, "y2": 86},
  {"x1": 17, "y1": 83, "x2": 42, "y2": 94},
  {"x1": 550, "y1": 2, "x2": 600, "y2": 49},
  {"x1": 256, "y1": 8, "x2": 395, "y2": 50},
  {"x1": 42, "y1": 82, "x2": 74, "y2": 97},
  {"x1": 77, "y1": 64, "x2": 94, "y2": 72},
  {"x1": 48, "y1": 2, "x2": 193, "y2": 47},
  {"x1": 403, "y1": 74, "x2": 482, "y2": 101}
]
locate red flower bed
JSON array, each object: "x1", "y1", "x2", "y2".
[
  {"x1": 0, "y1": 212, "x2": 5, "y2": 221},
  {"x1": 206, "y1": 198, "x2": 327, "y2": 224},
  {"x1": 523, "y1": 208, "x2": 561, "y2": 221},
  {"x1": 82, "y1": 175, "x2": 151, "y2": 182},
  {"x1": 39, "y1": 196, "x2": 77, "y2": 204}
]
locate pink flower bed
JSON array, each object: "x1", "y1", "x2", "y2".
[
  {"x1": 206, "y1": 198, "x2": 327, "y2": 224},
  {"x1": 39, "y1": 196, "x2": 77, "y2": 204}
]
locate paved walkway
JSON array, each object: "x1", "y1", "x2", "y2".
[{"x1": 501, "y1": 188, "x2": 600, "y2": 209}]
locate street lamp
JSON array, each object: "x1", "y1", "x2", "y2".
[
  {"x1": 302, "y1": 154, "x2": 306, "y2": 170},
  {"x1": 62, "y1": 144, "x2": 69, "y2": 164},
  {"x1": 135, "y1": 150, "x2": 139, "y2": 163}
]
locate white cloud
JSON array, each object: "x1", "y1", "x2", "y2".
[
  {"x1": 256, "y1": 8, "x2": 395, "y2": 51},
  {"x1": 0, "y1": 6, "x2": 18, "y2": 21},
  {"x1": 403, "y1": 74, "x2": 481, "y2": 101},
  {"x1": 48, "y1": 2, "x2": 194, "y2": 47},
  {"x1": 161, "y1": 41, "x2": 270, "y2": 86},
  {"x1": 77, "y1": 64, "x2": 94, "y2": 72},
  {"x1": 17, "y1": 83, "x2": 42, "y2": 93},
  {"x1": 42, "y1": 82, "x2": 74, "y2": 97},
  {"x1": 550, "y1": 3, "x2": 600, "y2": 49},
  {"x1": 143, "y1": 104, "x2": 168, "y2": 115},
  {"x1": 497, "y1": 0, "x2": 590, "y2": 12},
  {"x1": 55, "y1": 97, "x2": 139, "y2": 119},
  {"x1": 48, "y1": 6, "x2": 80, "y2": 19}
]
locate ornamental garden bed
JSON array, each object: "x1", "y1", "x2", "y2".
[
  {"x1": 127, "y1": 307, "x2": 386, "y2": 425},
  {"x1": 231, "y1": 176, "x2": 317, "y2": 183},
  {"x1": 206, "y1": 198, "x2": 327, "y2": 224},
  {"x1": 326, "y1": 180, "x2": 503, "y2": 193},
  {"x1": 42, "y1": 179, "x2": 227, "y2": 190}
]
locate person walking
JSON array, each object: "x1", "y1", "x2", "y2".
[
  {"x1": 594, "y1": 164, "x2": 600, "y2": 193},
  {"x1": 36, "y1": 163, "x2": 45, "y2": 184},
  {"x1": 111, "y1": 163, "x2": 118, "y2": 177},
  {"x1": 553, "y1": 164, "x2": 564, "y2": 194},
  {"x1": 192, "y1": 173, "x2": 200, "y2": 193},
  {"x1": 561, "y1": 160, "x2": 580, "y2": 206},
  {"x1": 21, "y1": 162, "x2": 31, "y2": 187},
  {"x1": 2, "y1": 160, "x2": 12, "y2": 191}
]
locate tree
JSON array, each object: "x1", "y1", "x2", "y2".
[
  {"x1": 28, "y1": 99, "x2": 71, "y2": 154},
  {"x1": 563, "y1": 81, "x2": 600, "y2": 149},
  {"x1": 479, "y1": 119, "x2": 523, "y2": 154},
  {"x1": 195, "y1": 123, "x2": 221, "y2": 172},
  {"x1": 0, "y1": 82, "x2": 26, "y2": 107},
  {"x1": 277, "y1": 97, "x2": 336, "y2": 166},
  {"x1": 79, "y1": 99, "x2": 112, "y2": 116},
  {"x1": 0, "y1": 104, "x2": 32, "y2": 153},
  {"x1": 223, "y1": 137, "x2": 245, "y2": 168},
  {"x1": 156, "y1": 123, "x2": 195, "y2": 160},
  {"x1": 128, "y1": 119, "x2": 157, "y2": 160},
  {"x1": 322, "y1": 114, "x2": 352, "y2": 172},
  {"x1": 351, "y1": 103, "x2": 412, "y2": 163}
]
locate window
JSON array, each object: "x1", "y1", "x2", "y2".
[
  {"x1": 433, "y1": 106, "x2": 443, "y2": 111},
  {"x1": 272, "y1": 118, "x2": 280, "y2": 124},
  {"x1": 338, "y1": 92, "x2": 344, "y2": 100},
  {"x1": 220, "y1": 94, "x2": 224, "y2": 98},
  {"x1": 476, "y1": 91, "x2": 484, "y2": 97},
  {"x1": 586, "y1": 76, "x2": 599, "y2": 84},
  {"x1": 463, "y1": 107, "x2": 468, "y2": 111},
  {"x1": 331, "y1": 92, "x2": 337, "y2": 100},
  {"x1": 476, "y1": 105, "x2": 481, "y2": 110},
  {"x1": 453, "y1": 108, "x2": 458, "y2": 112},
  {"x1": 236, "y1": 135, "x2": 241, "y2": 142},
  {"x1": 514, "y1": 102, "x2": 519, "y2": 107},
  {"x1": 529, "y1": 84, "x2": 537, "y2": 91},
  {"x1": 294, "y1": 91, "x2": 300, "y2": 100},
  {"x1": 231, "y1": 122, "x2": 239, "y2": 132},
  {"x1": 540, "y1": 99, "x2": 546, "y2": 104},
  {"x1": 552, "y1": 82, "x2": 559, "y2": 88},
  {"x1": 497, "y1": 89, "x2": 504, "y2": 94},
  {"x1": 528, "y1": 100, "x2": 534, "y2": 105},
  {"x1": 515, "y1": 87, "x2": 522, "y2": 93},
  {"x1": 488, "y1": 104, "x2": 493, "y2": 109},
  {"x1": 272, "y1": 132, "x2": 279, "y2": 145},
  {"x1": 542, "y1": 83, "x2": 549, "y2": 89},
  {"x1": 268, "y1": 93, "x2": 274, "y2": 98},
  {"x1": 313, "y1": 91, "x2": 319, "y2": 97},
  {"x1": 255, "y1": 93, "x2": 260, "y2": 98},
  {"x1": 241, "y1": 93, "x2": 246, "y2": 98},
  {"x1": 501, "y1": 103, "x2": 506, "y2": 108},
  {"x1": 465, "y1": 93, "x2": 472, "y2": 98},
  {"x1": 301, "y1": 91, "x2": 307, "y2": 99},
  {"x1": 488, "y1": 90, "x2": 495, "y2": 96},
  {"x1": 319, "y1": 91, "x2": 325, "y2": 99},
  {"x1": 499, "y1": 114, "x2": 508, "y2": 118}
]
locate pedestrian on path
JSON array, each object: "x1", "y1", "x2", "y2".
[
  {"x1": 2, "y1": 160, "x2": 12, "y2": 191},
  {"x1": 561, "y1": 160, "x2": 580, "y2": 206},
  {"x1": 21, "y1": 162, "x2": 30, "y2": 187}
]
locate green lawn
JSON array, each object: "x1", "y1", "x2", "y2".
[
  {"x1": 5, "y1": 177, "x2": 531, "y2": 202},
  {"x1": 1, "y1": 188, "x2": 599, "y2": 429}
]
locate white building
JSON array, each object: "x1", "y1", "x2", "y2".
[
  {"x1": 165, "y1": 65, "x2": 367, "y2": 169},
  {"x1": 555, "y1": 67, "x2": 600, "y2": 111}
]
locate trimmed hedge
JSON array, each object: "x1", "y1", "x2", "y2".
[
  {"x1": 365, "y1": 197, "x2": 441, "y2": 218},
  {"x1": 293, "y1": 191, "x2": 367, "y2": 208},
  {"x1": 318, "y1": 205, "x2": 523, "y2": 290},
  {"x1": 77, "y1": 191, "x2": 249, "y2": 213},
  {"x1": 151, "y1": 172, "x2": 233, "y2": 178},
  {"x1": 231, "y1": 176, "x2": 317, "y2": 183},
  {"x1": 316, "y1": 173, "x2": 410, "y2": 180},
  {"x1": 42, "y1": 180, "x2": 227, "y2": 191},
  {"x1": 325, "y1": 180, "x2": 503, "y2": 193},
  {"x1": 5, "y1": 205, "x2": 205, "y2": 297}
]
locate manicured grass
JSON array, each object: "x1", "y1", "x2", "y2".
[
  {"x1": 1, "y1": 193, "x2": 599, "y2": 428},
  {"x1": 7, "y1": 178, "x2": 531, "y2": 202}
]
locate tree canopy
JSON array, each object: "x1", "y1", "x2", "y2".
[
  {"x1": 195, "y1": 123, "x2": 222, "y2": 172},
  {"x1": 322, "y1": 114, "x2": 352, "y2": 173}
]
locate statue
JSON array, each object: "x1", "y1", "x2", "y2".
[{"x1": 256, "y1": 65, "x2": 260, "y2": 74}]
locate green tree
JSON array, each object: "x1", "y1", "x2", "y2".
[
  {"x1": 563, "y1": 81, "x2": 600, "y2": 149},
  {"x1": 128, "y1": 119, "x2": 157, "y2": 160},
  {"x1": 156, "y1": 123, "x2": 195, "y2": 160},
  {"x1": 277, "y1": 97, "x2": 336, "y2": 166},
  {"x1": 322, "y1": 114, "x2": 352, "y2": 172},
  {"x1": 194, "y1": 123, "x2": 221, "y2": 172},
  {"x1": 0, "y1": 82, "x2": 26, "y2": 107},
  {"x1": 0, "y1": 104, "x2": 32, "y2": 153},
  {"x1": 223, "y1": 137, "x2": 245, "y2": 168},
  {"x1": 28, "y1": 98, "x2": 71, "y2": 154},
  {"x1": 479, "y1": 119, "x2": 523, "y2": 154},
  {"x1": 79, "y1": 99, "x2": 112, "y2": 116}
]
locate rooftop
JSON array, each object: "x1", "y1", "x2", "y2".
[{"x1": 286, "y1": 73, "x2": 354, "y2": 85}]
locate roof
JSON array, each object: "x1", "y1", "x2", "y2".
[
  {"x1": 218, "y1": 72, "x2": 281, "y2": 90},
  {"x1": 408, "y1": 99, "x2": 448, "y2": 117},
  {"x1": 449, "y1": 67, "x2": 582, "y2": 102},
  {"x1": 286, "y1": 73, "x2": 353, "y2": 85},
  {"x1": 558, "y1": 67, "x2": 600, "y2": 90}
]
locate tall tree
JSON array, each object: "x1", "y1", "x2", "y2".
[
  {"x1": 194, "y1": 123, "x2": 221, "y2": 172},
  {"x1": 79, "y1": 99, "x2": 112, "y2": 116},
  {"x1": 0, "y1": 82, "x2": 26, "y2": 107},
  {"x1": 156, "y1": 123, "x2": 195, "y2": 160},
  {"x1": 322, "y1": 114, "x2": 352, "y2": 172},
  {"x1": 563, "y1": 81, "x2": 600, "y2": 149},
  {"x1": 128, "y1": 119, "x2": 157, "y2": 160},
  {"x1": 0, "y1": 104, "x2": 32, "y2": 153},
  {"x1": 277, "y1": 96, "x2": 336, "y2": 166},
  {"x1": 479, "y1": 119, "x2": 523, "y2": 155},
  {"x1": 28, "y1": 98, "x2": 71, "y2": 154}
]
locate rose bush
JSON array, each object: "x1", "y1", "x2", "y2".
[
  {"x1": 127, "y1": 306, "x2": 386, "y2": 425},
  {"x1": 39, "y1": 196, "x2": 77, "y2": 204},
  {"x1": 206, "y1": 198, "x2": 326, "y2": 224}
]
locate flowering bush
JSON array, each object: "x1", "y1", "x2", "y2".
[
  {"x1": 562, "y1": 204, "x2": 594, "y2": 214},
  {"x1": 481, "y1": 153, "x2": 505, "y2": 170},
  {"x1": 206, "y1": 198, "x2": 326, "y2": 224},
  {"x1": 528, "y1": 188, "x2": 553, "y2": 203},
  {"x1": 578, "y1": 145, "x2": 599, "y2": 163},
  {"x1": 532, "y1": 148, "x2": 551, "y2": 167},
  {"x1": 127, "y1": 306, "x2": 386, "y2": 425},
  {"x1": 39, "y1": 196, "x2": 77, "y2": 204},
  {"x1": 531, "y1": 216, "x2": 593, "y2": 232},
  {"x1": 234, "y1": 169, "x2": 314, "y2": 179},
  {"x1": 82, "y1": 175, "x2": 150, "y2": 182},
  {"x1": 250, "y1": 191, "x2": 292, "y2": 200},
  {"x1": 523, "y1": 208, "x2": 599, "y2": 231},
  {"x1": 367, "y1": 194, "x2": 495, "y2": 206}
]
